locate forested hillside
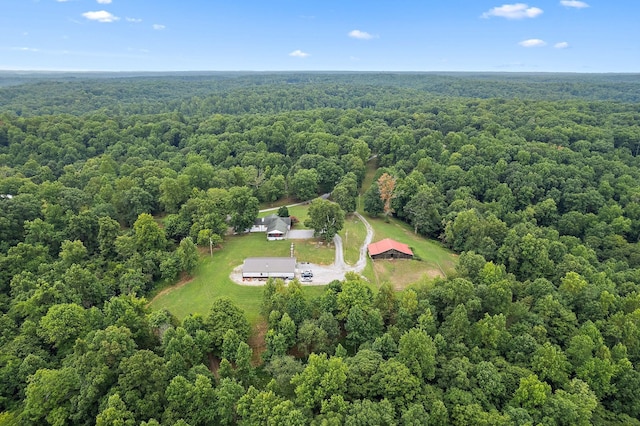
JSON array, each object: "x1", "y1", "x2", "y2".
[{"x1": 1, "y1": 73, "x2": 640, "y2": 425}]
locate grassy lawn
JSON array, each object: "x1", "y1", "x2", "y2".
[
  {"x1": 149, "y1": 232, "x2": 326, "y2": 324},
  {"x1": 360, "y1": 157, "x2": 379, "y2": 196},
  {"x1": 363, "y1": 214, "x2": 457, "y2": 289},
  {"x1": 339, "y1": 214, "x2": 367, "y2": 265},
  {"x1": 286, "y1": 205, "x2": 311, "y2": 229},
  {"x1": 258, "y1": 204, "x2": 311, "y2": 230},
  {"x1": 292, "y1": 238, "x2": 335, "y2": 265},
  {"x1": 258, "y1": 196, "x2": 297, "y2": 211}
]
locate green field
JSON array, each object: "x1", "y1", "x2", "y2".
[
  {"x1": 149, "y1": 233, "x2": 325, "y2": 323},
  {"x1": 362, "y1": 215, "x2": 457, "y2": 288},
  {"x1": 292, "y1": 239, "x2": 335, "y2": 265}
]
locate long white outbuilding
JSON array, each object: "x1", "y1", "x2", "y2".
[{"x1": 242, "y1": 257, "x2": 297, "y2": 280}]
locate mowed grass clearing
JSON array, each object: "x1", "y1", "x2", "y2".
[
  {"x1": 260, "y1": 203, "x2": 337, "y2": 265},
  {"x1": 362, "y1": 214, "x2": 458, "y2": 289},
  {"x1": 293, "y1": 239, "x2": 335, "y2": 265},
  {"x1": 149, "y1": 232, "x2": 325, "y2": 324},
  {"x1": 339, "y1": 214, "x2": 367, "y2": 265}
]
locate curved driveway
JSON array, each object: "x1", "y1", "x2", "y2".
[
  {"x1": 332, "y1": 211, "x2": 374, "y2": 273},
  {"x1": 235, "y1": 199, "x2": 375, "y2": 285}
]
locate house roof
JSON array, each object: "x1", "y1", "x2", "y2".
[
  {"x1": 267, "y1": 218, "x2": 289, "y2": 235},
  {"x1": 367, "y1": 238, "x2": 414, "y2": 257},
  {"x1": 243, "y1": 257, "x2": 296, "y2": 273},
  {"x1": 254, "y1": 214, "x2": 291, "y2": 227}
]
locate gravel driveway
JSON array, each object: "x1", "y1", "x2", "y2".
[
  {"x1": 287, "y1": 230, "x2": 315, "y2": 239},
  {"x1": 231, "y1": 212, "x2": 375, "y2": 286}
]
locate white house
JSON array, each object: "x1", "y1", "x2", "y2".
[{"x1": 250, "y1": 214, "x2": 291, "y2": 240}]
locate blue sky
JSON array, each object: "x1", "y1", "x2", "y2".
[{"x1": 0, "y1": 0, "x2": 637, "y2": 72}]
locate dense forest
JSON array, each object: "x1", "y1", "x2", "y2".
[{"x1": 1, "y1": 72, "x2": 640, "y2": 425}]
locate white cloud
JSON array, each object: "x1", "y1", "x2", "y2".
[
  {"x1": 482, "y1": 3, "x2": 543, "y2": 19},
  {"x1": 126, "y1": 17, "x2": 142, "y2": 23},
  {"x1": 348, "y1": 30, "x2": 375, "y2": 40},
  {"x1": 11, "y1": 47, "x2": 39, "y2": 52},
  {"x1": 554, "y1": 41, "x2": 570, "y2": 49},
  {"x1": 519, "y1": 38, "x2": 546, "y2": 47},
  {"x1": 96, "y1": 0, "x2": 112, "y2": 4},
  {"x1": 560, "y1": 0, "x2": 589, "y2": 8},
  {"x1": 82, "y1": 10, "x2": 119, "y2": 23},
  {"x1": 127, "y1": 47, "x2": 150, "y2": 53},
  {"x1": 152, "y1": 24, "x2": 165, "y2": 30},
  {"x1": 289, "y1": 50, "x2": 310, "y2": 58}
]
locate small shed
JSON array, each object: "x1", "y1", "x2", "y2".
[
  {"x1": 242, "y1": 257, "x2": 296, "y2": 280},
  {"x1": 368, "y1": 238, "x2": 414, "y2": 260}
]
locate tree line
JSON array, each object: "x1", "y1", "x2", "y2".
[{"x1": 1, "y1": 73, "x2": 640, "y2": 424}]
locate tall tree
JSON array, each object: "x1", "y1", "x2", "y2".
[
  {"x1": 97, "y1": 216, "x2": 120, "y2": 258},
  {"x1": 377, "y1": 172, "x2": 396, "y2": 218},
  {"x1": 115, "y1": 350, "x2": 168, "y2": 422},
  {"x1": 403, "y1": 184, "x2": 444, "y2": 237},
  {"x1": 96, "y1": 394, "x2": 136, "y2": 426},
  {"x1": 363, "y1": 182, "x2": 384, "y2": 217},
  {"x1": 22, "y1": 367, "x2": 80, "y2": 426},
  {"x1": 176, "y1": 237, "x2": 199, "y2": 276},
  {"x1": 205, "y1": 297, "x2": 251, "y2": 350},
  {"x1": 133, "y1": 213, "x2": 167, "y2": 252},
  {"x1": 290, "y1": 168, "x2": 319, "y2": 201},
  {"x1": 304, "y1": 199, "x2": 345, "y2": 243},
  {"x1": 331, "y1": 184, "x2": 356, "y2": 213},
  {"x1": 291, "y1": 353, "x2": 348, "y2": 412},
  {"x1": 227, "y1": 186, "x2": 259, "y2": 233},
  {"x1": 397, "y1": 328, "x2": 437, "y2": 381}
]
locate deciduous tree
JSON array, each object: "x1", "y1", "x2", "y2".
[
  {"x1": 304, "y1": 198, "x2": 345, "y2": 243},
  {"x1": 227, "y1": 186, "x2": 259, "y2": 233},
  {"x1": 377, "y1": 172, "x2": 396, "y2": 218}
]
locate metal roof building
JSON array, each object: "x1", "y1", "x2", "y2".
[
  {"x1": 367, "y1": 238, "x2": 414, "y2": 260},
  {"x1": 242, "y1": 257, "x2": 296, "y2": 280}
]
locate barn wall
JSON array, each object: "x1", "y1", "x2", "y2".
[{"x1": 370, "y1": 249, "x2": 413, "y2": 260}]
